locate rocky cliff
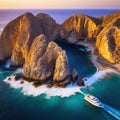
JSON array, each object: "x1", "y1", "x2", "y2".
[
  {"x1": 1, "y1": 11, "x2": 120, "y2": 87},
  {"x1": 23, "y1": 34, "x2": 69, "y2": 83},
  {"x1": 96, "y1": 18, "x2": 120, "y2": 64},
  {"x1": 102, "y1": 11, "x2": 120, "y2": 26},
  {"x1": 0, "y1": 13, "x2": 42, "y2": 64},
  {"x1": 62, "y1": 14, "x2": 100, "y2": 43},
  {"x1": 0, "y1": 12, "x2": 64, "y2": 66},
  {"x1": 35, "y1": 13, "x2": 65, "y2": 41}
]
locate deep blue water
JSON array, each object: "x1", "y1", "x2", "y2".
[{"x1": 0, "y1": 9, "x2": 120, "y2": 120}]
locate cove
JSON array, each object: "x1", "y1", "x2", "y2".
[{"x1": 54, "y1": 39, "x2": 97, "y2": 77}]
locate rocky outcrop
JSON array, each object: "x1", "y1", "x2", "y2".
[
  {"x1": 96, "y1": 19, "x2": 120, "y2": 64},
  {"x1": 71, "y1": 68, "x2": 78, "y2": 82},
  {"x1": 0, "y1": 13, "x2": 64, "y2": 66},
  {"x1": 23, "y1": 34, "x2": 69, "y2": 83},
  {"x1": 77, "y1": 80, "x2": 85, "y2": 86},
  {"x1": 0, "y1": 13, "x2": 41, "y2": 65},
  {"x1": 62, "y1": 14, "x2": 99, "y2": 43},
  {"x1": 23, "y1": 34, "x2": 47, "y2": 81},
  {"x1": 102, "y1": 11, "x2": 120, "y2": 26},
  {"x1": 0, "y1": 13, "x2": 42, "y2": 64},
  {"x1": 1, "y1": 11, "x2": 120, "y2": 88},
  {"x1": 36, "y1": 13, "x2": 65, "y2": 41},
  {"x1": 54, "y1": 51, "x2": 69, "y2": 82}
]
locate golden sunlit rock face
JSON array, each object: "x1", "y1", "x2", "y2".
[
  {"x1": 96, "y1": 19, "x2": 120, "y2": 64},
  {"x1": 0, "y1": 12, "x2": 64, "y2": 65},
  {"x1": 0, "y1": 13, "x2": 42, "y2": 64},
  {"x1": 54, "y1": 51, "x2": 69, "y2": 82},
  {"x1": 62, "y1": 14, "x2": 99, "y2": 43},
  {"x1": 102, "y1": 11, "x2": 120, "y2": 26},
  {"x1": 23, "y1": 34, "x2": 69, "y2": 82},
  {"x1": 0, "y1": 11, "x2": 120, "y2": 84}
]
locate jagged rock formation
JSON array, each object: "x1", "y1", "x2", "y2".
[
  {"x1": 0, "y1": 13, "x2": 42, "y2": 63},
  {"x1": 36, "y1": 13, "x2": 65, "y2": 41},
  {"x1": 62, "y1": 14, "x2": 100, "y2": 43},
  {"x1": 0, "y1": 12, "x2": 64, "y2": 65},
  {"x1": 96, "y1": 18, "x2": 120, "y2": 64},
  {"x1": 1, "y1": 11, "x2": 120, "y2": 87},
  {"x1": 102, "y1": 11, "x2": 120, "y2": 26},
  {"x1": 54, "y1": 50, "x2": 69, "y2": 82},
  {"x1": 23, "y1": 34, "x2": 69, "y2": 83}
]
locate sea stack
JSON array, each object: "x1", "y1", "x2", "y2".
[{"x1": 23, "y1": 34, "x2": 69, "y2": 85}]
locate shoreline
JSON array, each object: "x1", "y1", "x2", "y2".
[
  {"x1": 77, "y1": 41, "x2": 120, "y2": 73},
  {"x1": 4, "y1": 67, "x2": 119, "y2": 98},
  {"x1": 76, "y1": 41, "x2": 120, "y2": 86},
  {"x1": 3, "y1": 40, "x2": 120, "y2": 98}
]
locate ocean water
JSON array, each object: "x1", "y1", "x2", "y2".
[{"x1": 0, "y1": 9, "x2": 120, "y2": 120}]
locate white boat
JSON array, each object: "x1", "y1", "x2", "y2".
[{"x1": 84, "y1": 94, "x2": 103, "y2": 108}]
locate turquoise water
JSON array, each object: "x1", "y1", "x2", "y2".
[
  {"x1": 55, "y1": 40, "x2": 96, "y2": 76},
  {"x1": 0, "y1": 42, "x2": 120, "y2": 120}
]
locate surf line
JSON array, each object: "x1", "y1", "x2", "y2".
[{"x1": 80, "y1": 90, "x2": 120, "y2": 120}]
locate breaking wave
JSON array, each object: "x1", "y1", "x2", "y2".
[
  {"x1": 4, "y1": 76, "x2": 81, "y2": 99},
  {"x1": 84, "y1": 69, "x2": 119, "y2": 86},
  {"x1": 4, "y1": 68, "x2": 119, "y2": 99}
]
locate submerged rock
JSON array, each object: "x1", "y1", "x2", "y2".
[
  {"x1": 55, "y1": 77, "x2": 70, "y2": 88},
  {"x1": 77, "y1": 79, "x2": 85, "y2": 86},
  {"x1": 32, "y1": 81, "x2": 42, "y2": 88},
  {"x1": 14, "y1": 75, "x2": 22, "y2": 81},
  {"x1": 47, "y1": 83, "x2": 54, "y2": 88},
  {"x1": 20, "y1": 81, "x2": 24, "y2": 84}
]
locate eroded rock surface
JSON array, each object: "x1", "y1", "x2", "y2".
[
  {"x1": 0, "y1": 13, "x2": 64, "y2": 66},
  {"x1": 23, "y1": 34, "x2": 69, "y2": 83},
  {"x1": 62, "y1": 14, "x2": 99, "y2": 43},
  {"x1": 96, "y1": 19, "x2": 120, "y2": 64}
]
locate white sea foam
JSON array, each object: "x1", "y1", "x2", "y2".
[
  {"x1": 4, "y1": 68, "x2": 119, "y2": 99},
  {"x1": 13, "y1": 68, "x2": 23, "y2": 74},
  {"x1": 4, "y1": 76, "x2": 81, "y2": 99},
  {"x1": 84, "y1": 69, "x2": 119, "y2": 86}
]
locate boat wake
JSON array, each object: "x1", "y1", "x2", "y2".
[{"x1": 103, "y1": 104, "x2": 120, "y2": 120}]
